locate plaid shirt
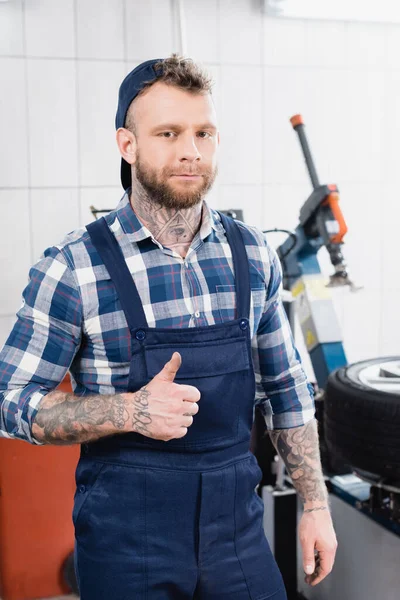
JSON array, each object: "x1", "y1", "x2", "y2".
[{"x1": 0, "y1": 191, "x2": 314, "y2": 445}]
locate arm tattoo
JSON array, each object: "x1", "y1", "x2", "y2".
[
  {"x1": 33, "y1": 391, "x2": 129, "y2": 445},
  {"x1": 269, "y1": 419, "x2": 328, "y2": 505},
  {"x1": 304, "y1": 506, "x2": 328, "y2": 514}
]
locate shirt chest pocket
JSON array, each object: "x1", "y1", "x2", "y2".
[{"x1": 216, "y1": 285, "x2": 266, "y2": 328}]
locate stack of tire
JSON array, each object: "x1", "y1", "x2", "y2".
[{"x1": 324, "y1": 357, "x2": 400, "y2": 482}]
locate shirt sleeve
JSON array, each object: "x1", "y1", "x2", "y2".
[
  {"x1": 252, "y1": 239, "x2": 315, "y2": 430},
  {"x1": 0, "y1": 247, "x2": 82, "y2": 444}
]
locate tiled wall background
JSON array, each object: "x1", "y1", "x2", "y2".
[{"x1": 1, "y1": 0, "x2": 399, "y2": 375}]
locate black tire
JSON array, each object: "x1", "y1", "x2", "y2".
[
  {"x1": 324, "y1": 356, "x2": 400, "y2": 481},
  {"x1": 63, "y1": 550, "x2": 79, "y2": 596}
]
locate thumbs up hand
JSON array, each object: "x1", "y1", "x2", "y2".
[{"x1": 122, "y1": 352, "x2": 201, "y2": 441}]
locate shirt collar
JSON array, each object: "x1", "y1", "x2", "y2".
[{"x1": 114, "y1": 188, "x2": 224, "y2": 243}]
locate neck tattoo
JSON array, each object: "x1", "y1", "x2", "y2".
[{"x1": 130, "y1": 176, "x2": 203, "y2": 259}]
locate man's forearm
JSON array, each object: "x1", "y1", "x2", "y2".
[
  {"x1": 32, "y1": 388, "x2": 149, "y2": 445},
  {"x1": 269, "y1": 419, "x2": 329, "y2": 511}
]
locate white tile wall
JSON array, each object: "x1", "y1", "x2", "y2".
[
  {"x1": 304, "y1": 20, "x2": 347, "y2": 68},
  {"x1": 125, "y1": 0, "x2": 175, "y2": 62},
  {"x1": 0, "y1": 58, "x2": 29, "y2": 187},
  {"x1": 219, "y1": 185, "x2": 263, "y2": 228},
  {"x1": 340, "y1": 69, "x2": 385, "y2": 183},
  {"x1": 263, "y1": 17, "x2": 307, "y2": 67},
  {"x1": 76, "y1": 0, "x2": 125, "y2": 61},
  {"x1": 24, "y1": 0, "x2": 75, "y2": 58},
  {"x1": 262, "y1": 183, "x2": 310, "y2": 232},
  {"x1": 0, "y1": 190, "x2": 31, "y2": 316},
  {"x1": 384, "y1": 70, "x2": 400, "y2": 182},
  {"x1": 80, "y1": 187, "x2": 125, "y2": 226},
  {"x1": 184, "y1": 0, "x2": 219, "y2": 63},
  {"x1": 341, "y1": 289, "x2": 381, "y2": 362},
  {"x1": 77, "y1": 60, "x2": 126, "y2": 187},
  {"x1": 344, "y1": 22, "x2": 386, "y2": 68},
  {"x1": 338, "y1": 182, "x2": 384, "y2": 290},
  {"x1": 206, "y1": 64, "x2": 221, "y2": 113},
  {"x1": 218, "y1": 65, "x2": 263, "y2": 185},
  {"x1": 380, "y1": 291, "x2": 400, "y2": 356},
  {"x1": 31, "y1": 188, "x2": 80, "y2": 260},
  {"x1": 0, "y1": 0, "x2": 399, "y2": 368},
  {"x1": 219, "y1": 0, "x2": 262, "y2": 65},
  {"x1": 386, "y1": 24, "x2": 400, "y2": 69},
  {"x1": 0, "y1": 0, "x2": 24, "y2": 56},
  {"x1": 382, "y1": 184, "x2": 400, "y2": 292},
  {"x1": 27, "y1": 59, "x2": 79, "y2": 187}
]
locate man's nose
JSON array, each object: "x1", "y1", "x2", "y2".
[{"x1": 178, "y1": 135, "x2": 201, "y2": 161}]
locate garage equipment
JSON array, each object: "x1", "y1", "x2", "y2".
[
  {"x1": 276, "y1": 114, "x2": 356, "y2": 389},
  {"x1": 256, "y1": 116, "x2": 400, "y2": 600}
]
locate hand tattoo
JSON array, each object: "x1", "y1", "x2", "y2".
[{"x1": 131, "y1": 386, "x2": 152, "y2": 436}]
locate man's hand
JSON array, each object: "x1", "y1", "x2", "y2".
[
  {"x1": 299, "y1": 506, "x2": 338, "y2": 586},
  {"x1": 33, "y1": 351, "x2": 200, "y2": 445},
  {"x1": 123, "y1": 351, "x2": 201, "y2": 441},
  {"x1": 269, "y1": 420, "x2": 338, "y2": 586}
]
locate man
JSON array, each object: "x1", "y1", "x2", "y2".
[{"x1": 0, "y1": 54, "x2": 337, "y2": 599}]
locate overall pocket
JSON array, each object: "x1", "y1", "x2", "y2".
[
  {"x1": 73, "y1": 461, "x2": 146, "y2": 560},
  {"x1": 72, "y1": 458, "x2": 107, "y2": 532},
  {"x1": 144, "y1": 336, "x2": 251, "y2": 447}
]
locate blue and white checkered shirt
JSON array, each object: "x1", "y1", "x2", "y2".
[{"x1": 0, "y1": 191, "x2": 314, "y2": 445}]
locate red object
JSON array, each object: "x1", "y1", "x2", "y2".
[
  {"x1": 290, "y1": 114, "x2": 304, "y2": 128},
  {"x1": 322, "y1": 192, "x2": 348, "y2": 244},
  {"x1": 0, "y1": 375, "x2": 80, "y2": 600}
]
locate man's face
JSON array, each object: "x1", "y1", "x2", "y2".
[{"x1": 128, "y1": 81, "x2": 219, "y2": 209}]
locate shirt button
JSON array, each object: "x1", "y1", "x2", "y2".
[
  {"x1": 78, "y1": 484, "x2": 86, "y2": 494},
  {"x1": 194, "y1": 311, "x2": 200, "y2": 318},
  {"x1": 135, "y1": 329, "x2": 146, "y2": 340},
  {"x1": 240, "y1": 319, "x2": 249, "y2": 330}
]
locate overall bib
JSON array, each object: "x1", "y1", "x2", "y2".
[{"x1": 73, "y1": 212, "x2": 287, "y2": 600}]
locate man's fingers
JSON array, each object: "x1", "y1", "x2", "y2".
[
  {"x1": 183, "y1": 402, "x2": 199, "y2": 416},
  {"x1": 307, "y1": 550, "x2": 335, "y2": 586},
  {"x1": 179, "y1": 384, "x2": 201, "y2": 402}
]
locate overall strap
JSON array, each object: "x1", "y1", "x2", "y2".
[
  {"x1": 86, "y1": 217, "x2": 148, "y2": 330},
  {"x1": 217, "y1": 212, "x2": 251, "y2": 321}
]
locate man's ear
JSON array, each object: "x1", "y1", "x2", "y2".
[{"x1": 116, "y1": 127, "x2": 137, "y2": 165}]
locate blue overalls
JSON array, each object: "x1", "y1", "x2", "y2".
[{"x1": 72, "y1": 212, "x2": 287, "y2": 600}]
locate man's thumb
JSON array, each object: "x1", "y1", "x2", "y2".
[
  {"x1": 303, "y1": 551, "x2": 315, "y2": 575},
  {"x1": 155, "y1": 352, "x2": 182, "y2": 382}
]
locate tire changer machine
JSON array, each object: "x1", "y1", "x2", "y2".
[{"x1": 246, "y1": 116, "x2": 400, "y2": 600}]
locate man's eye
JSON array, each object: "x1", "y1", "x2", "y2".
[
  {"x1": 198, "y1": 132, "x2": 211, "y2": 138},
  {"x1": 160, "y1": 132, "x2": 175, "y2": 138}
]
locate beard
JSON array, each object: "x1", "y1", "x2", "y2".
[{"x1": 133, "y1": 153, "x2": 218, "y2": 210}]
